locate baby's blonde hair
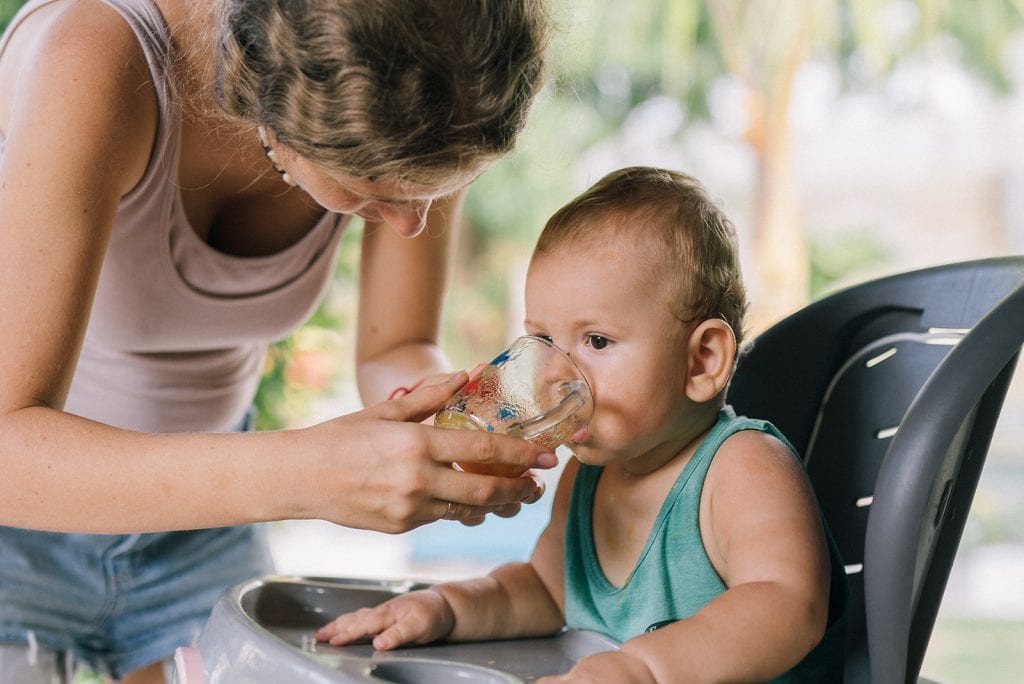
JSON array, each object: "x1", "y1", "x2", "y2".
[
  {"x1": 214, "y1": 0, "x2": 549, "y2": 188},
  {"x1": 536, "y1": 166, "x2": 749, "y2": 348}
]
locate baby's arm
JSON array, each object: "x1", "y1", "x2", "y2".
[
  {"x1": 317, "y1": 463, "x2": 576, "y2": 649},
  {"x1": 545, "y1": 431, "x2": 831, "y2": 683},
  {"x1": 432, "y1": 461, "x2": 574, "y2": 643}
]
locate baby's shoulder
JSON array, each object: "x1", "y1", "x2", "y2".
[{"x1": 706, "y1": 427, "x2": 805, "y2": 489}]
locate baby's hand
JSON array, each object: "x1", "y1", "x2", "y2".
[
  {"x1": 315, "y1": 589, "x2": 455, "y2": 651},
  {"x1": 536, "y1": 651, "x2": 656, "y2": 684}
]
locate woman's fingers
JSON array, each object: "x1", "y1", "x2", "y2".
[
  {"x1": 485, "y1": 473, "x2": 546, "y2": 519},
  {"x1": 311, "y1": 382, "x2": 554, "y2": 531},
  {"x1": 426, "y1": 464, "x2": 544, "y2": 524},
  {"x1": 491, "y1": 502, "x2": 522, "y2": 519},
  {"x1": 466, "y1": 362, "x2": 488, "y2": 379},
  {"x1": 433, "y1": 462, "x2": 547, "y2": 510},
  {"x1": 424, "y1": 468, "x2": 545, "y2": 529},
  {"x1": 373, "y1": 371, "x2": 469, "y2": 424},
  {"x1": 522, "y1": 473, "x2": 546, "y2": 504},
  {"x1": 435, "y1": 498, "x2": 500, "y2": 526},
  {"x1": 425, "y1": 442, "x2": 549, "y2": 525},
  {"x1": 427, "y1": 426, "x2": 557, "y2": 472},
  {"x1": 368, "y1": 370, "x2": 557, "y2": 476}
]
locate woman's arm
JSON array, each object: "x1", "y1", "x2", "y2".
[
  {"x1": 0, "y1": 5, "x2": 551, "y2": 535},
  {"x1": 0, "y1": 2, "x2": 167, "y2": 529},
  {"x1": 355, "y1": 190, "x2": 464, "y2": 405},
  {"x1": 0, "y1": 2, "x2": 155, "y2": 412}
]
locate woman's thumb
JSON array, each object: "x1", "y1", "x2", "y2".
[{"x1": 386, "y1": 371, "x2": 468, "y2": 423}]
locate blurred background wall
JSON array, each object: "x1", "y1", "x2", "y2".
[{"x1": 3, "y1": 0, "x2": 1021, "y2": 680}]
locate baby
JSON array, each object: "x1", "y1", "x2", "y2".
[{"x1": 318, "y1": 167, "x2": 847, "y2": 682}]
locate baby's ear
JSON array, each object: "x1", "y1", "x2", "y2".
[{"x1": 684, "y1": 319, "x2": 737, "y2": 403}]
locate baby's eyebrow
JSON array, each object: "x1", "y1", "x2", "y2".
[{"x1": 522, "y1": 318, "x2": 605, "y2": 332}]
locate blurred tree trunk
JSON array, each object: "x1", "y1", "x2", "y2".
[{"x1": 703, "y1": 0, "x2": 816, "y2": 328}]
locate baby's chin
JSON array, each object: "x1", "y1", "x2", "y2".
[{"x1": 564, "y1": 442, "x2": 614, "y2": 467}]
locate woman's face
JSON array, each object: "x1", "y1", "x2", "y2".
[
  {"x1": 263, "y1": 131, "x2": 470, "y2": 237},
  {"x1": 284, "y1": 154, "x2": 438, "y2": 237}
]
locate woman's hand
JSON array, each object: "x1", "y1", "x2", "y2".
[
  {"x1": 294, "y1": 372, "x2": 555, "y2": 532},
  {"x1": 316, "y1": 589, "x2": 454, "y2": 650}
]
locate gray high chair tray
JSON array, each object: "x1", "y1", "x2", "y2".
[{"x1": 173, "y1": 575, "x2": 619, "y2": 683}]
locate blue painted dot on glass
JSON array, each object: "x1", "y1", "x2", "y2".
[
  {"x1": 489, "y1": 349, "x2": 512, "y2": 366},
  {"x1": 497, "y1": 405, "x2": 518, "y2": 422}
]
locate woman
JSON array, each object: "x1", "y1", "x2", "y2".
[{"x1": 0, "y1": 0, "x2": 551, "y2": 681}]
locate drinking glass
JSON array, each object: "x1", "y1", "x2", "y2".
[{"x1": 435, "y1": 336, "x2": 593, "y2": 476}]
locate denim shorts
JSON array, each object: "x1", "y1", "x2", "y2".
[{"x1": 0, "y1": 413, "x2": 273, "y2": 680}]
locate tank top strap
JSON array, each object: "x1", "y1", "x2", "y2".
[{"x1": 96, "y1": 0, "x2": 179, "y2": 204}]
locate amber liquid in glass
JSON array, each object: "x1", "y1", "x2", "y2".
[{"x1": 434, "y1": 409, "x2": 528, "y2": 477}]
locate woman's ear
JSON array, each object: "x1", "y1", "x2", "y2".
[{"x1": 684, "y1": 319, "x2": 737, "y2": 403}]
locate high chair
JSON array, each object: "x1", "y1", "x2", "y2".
[{"x1": 726, "y1": 256, "x2": 1024, "y2": 684}]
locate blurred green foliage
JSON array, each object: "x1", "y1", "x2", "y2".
[
  {"x1": 0, "y1": 0, "x2": 19, "y2": 31},
  {"x1": 808, "y1": 230, "x2": 892, "y2": 299}
]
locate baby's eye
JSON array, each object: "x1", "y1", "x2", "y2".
[
  {"x1": 533, "y1": 334, "x2": 553, "y2": 344},
  {"x1": 586, "y1": 335, "x2": 610, "y2": 350}
]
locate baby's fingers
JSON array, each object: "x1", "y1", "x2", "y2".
[
  {"x1": 370, "y1": 623, "x2": 418, "y2": 651},
  {"x1": 316, "y1": 607, "x2": 390, "y2": 646}
]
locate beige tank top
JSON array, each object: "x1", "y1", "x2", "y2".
[{"x1": 0, "y1": 0, "x2": 350, "y2": 433}]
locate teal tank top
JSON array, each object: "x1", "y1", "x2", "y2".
[{"x1": 564, "y1": 406, "x2": 848, "y2": 682}]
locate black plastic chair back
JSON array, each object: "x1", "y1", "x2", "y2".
[{"x1": 726, "y1": 256, "x2": 1024, "y2": 683}]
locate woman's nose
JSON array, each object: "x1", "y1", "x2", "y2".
[{"x1": 381, "y1": 199, "x2": 432, "y2": 237}]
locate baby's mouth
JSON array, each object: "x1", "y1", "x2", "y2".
[{"x1": 570, "y1": 424, "x2": 590, "y2": 444}]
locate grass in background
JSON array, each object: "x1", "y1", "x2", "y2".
[{"x1": 922, "y1": 617, "x2": 1024, "y2": 683}]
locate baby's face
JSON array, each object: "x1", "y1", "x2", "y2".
[{"x1": 523, "y1": 235, "x2": 697, "y2": 471}]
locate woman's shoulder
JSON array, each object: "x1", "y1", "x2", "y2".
[
  {"x1": 5, "y1": 0, "x2": 151, "y2": 63},
  {"x1": 2, "y1": 0, "x2": 160, "y2": 195},
  {"x1": 3, "y1": 1, "x2": 157, "y2": 110}
]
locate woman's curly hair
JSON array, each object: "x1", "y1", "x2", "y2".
[{"x1": 214, "y1": 0, "x2": 549, "y2": 187}]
